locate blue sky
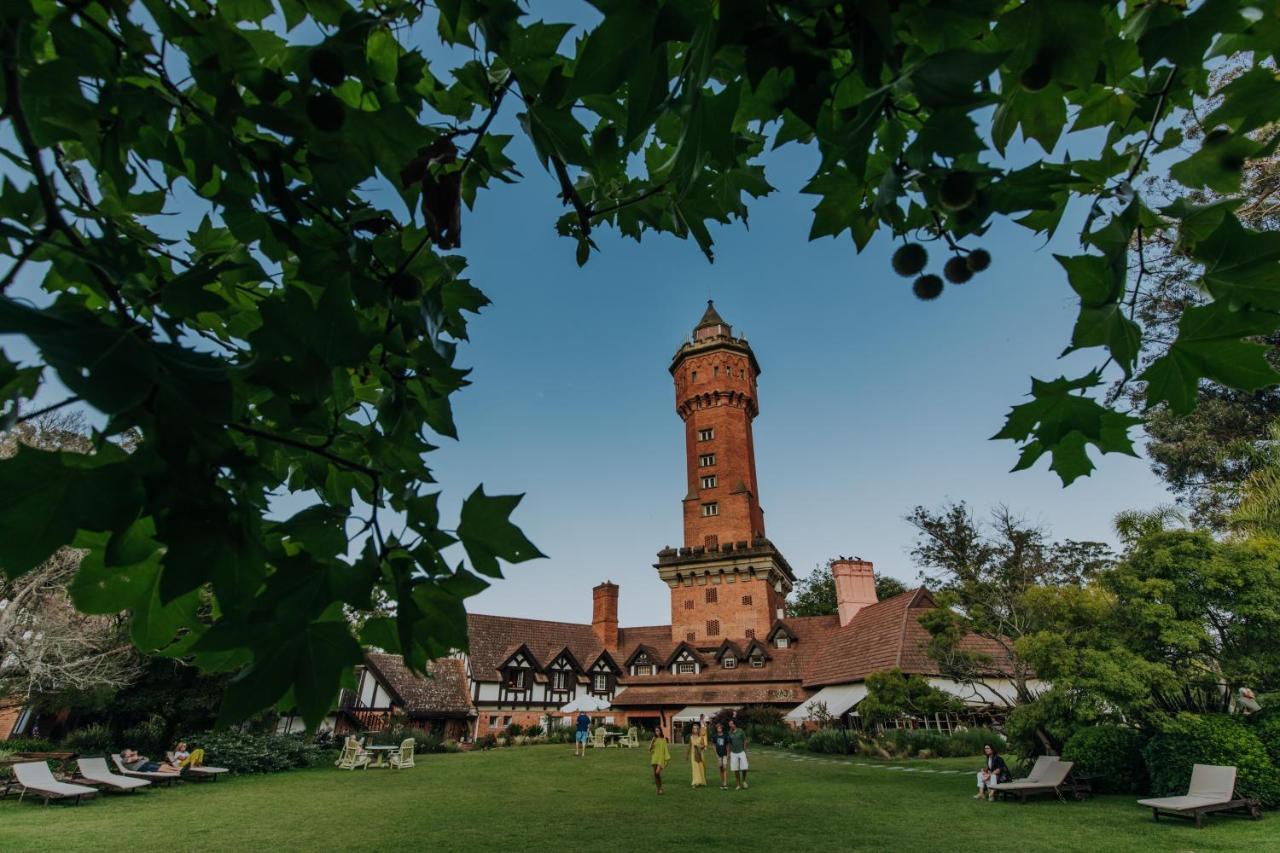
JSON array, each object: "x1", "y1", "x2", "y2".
[
  {"x1": 424, "y1": 132, "x2": 1172, "y2": 628},
  {"x1": 1, "y1": 9, "x2": 1179, "y2": 631}
]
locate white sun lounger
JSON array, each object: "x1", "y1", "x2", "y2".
[
  {"x1": 12, "y1": 761, "x2": 99, "y2": 805},
  {"x1": 76, "y1": 757, "x2": 152, "y2": 792},
  {"x1": 1137, "y1": 764, "x2": 1263, "y2": 828},
  {"x1": 995, "y1": 760, "x2": 1075, "y2": 802},
  {"x1": 112, "y1": 754, "x2": 182, "y2": 785}
]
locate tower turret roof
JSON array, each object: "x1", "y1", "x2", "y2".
[{"x1": 695, "y1": 300, "x2": 729, "y2": 332}]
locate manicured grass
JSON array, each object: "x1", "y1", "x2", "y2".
[{"x1": 1, "y1": 746, "x2": 1274, "y2": 851}]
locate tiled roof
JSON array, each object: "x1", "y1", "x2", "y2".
[
  {"x1": 364, "y1": 653, "x2": 475, "y2": 717},
  {"x1": 800, "y1": 588, "x2": 1008, "y2": 687},
  {"x1": 612, "y1": 683, "x2": 812, "y2": 707}
]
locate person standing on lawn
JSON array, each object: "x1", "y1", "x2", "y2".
[
  {"x1": 975, "y1": 744, "x2": 1010, "y2": 801},
  {"x1": 574, "y1": 711, "x2": 591, "y2": 757},
  {"x1": 712, "y1": 722, "x2": 731, "y2": 789},
  {"x1": 728, "y1": 719, "x2": 749, "y2": 789},
  {"x1": 649, "y1": 725, "x2": 671, "y2": 795},
  {"x1": 687, "y1": 722, "x2": 708, "y2": 788}
]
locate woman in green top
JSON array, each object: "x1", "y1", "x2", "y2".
[{"x1": 649, "y1": 726, "x2": 671, "y2": 795}]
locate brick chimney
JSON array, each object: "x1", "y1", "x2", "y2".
[
  {"x1": 592, "y1": 582, "x2": 619, "y2": 649},
  {"x1": 831, "y1": 558, "x2": 877, "y2": 626}
]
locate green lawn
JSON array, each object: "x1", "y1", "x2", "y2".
[{"x1": 1, "y1": 747, "x2": 1275, "y2": 851}]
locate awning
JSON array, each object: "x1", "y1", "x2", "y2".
[
  {"x1": 672, "y1": 705, "x2": 732, "y2": 722},
  {"x1": 785, "y1": 684, "x2": 868, "y2": 722}
]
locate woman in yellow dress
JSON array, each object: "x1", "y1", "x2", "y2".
[
  {"x1": 649, "y1": 726, "x2": 671, "y2": 795},
  {"x1": 687, "y1": 722, "x2": 708, "y2": 788}
]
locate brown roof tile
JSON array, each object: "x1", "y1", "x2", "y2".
[
  {"x1": 612, "y1": 683, "x2": 811, "y2": 707},
  {"x1": 364, "y1": 653, "x2": 475, "y2": 717}
]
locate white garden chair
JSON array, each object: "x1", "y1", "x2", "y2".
[{"x1": 389, "y1": 738, "x2": 416, "y2": 770}]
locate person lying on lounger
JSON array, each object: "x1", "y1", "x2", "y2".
[
  {"x1": 121, "y1": 748, "x2": 181, "y2": 774},
  {"x1": 171, "y1": 741, "x2": 206, "y2": 768}
]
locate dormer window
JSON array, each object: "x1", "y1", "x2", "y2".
[
  {"x1": 750, "y1": 656, "x2": 764, "y2": 669},
  {"x1": 678, "y1": 662, "x2": 696, "y2": 674},
  {"x1": 593, "y1": 673, "x2": 609, "y2": 692},
  {"x1": 507, "y1": 669, "x2": 527, "y2": 689},
  {"x1": 551, "y1": 670, "x2": 569, "y2": 690},
  {"x1": 775, "y1": 636, "x2": 790, "y2": 649},
  {"x1": 723, "y1": 656, "x2": 736, "y2": 669}
]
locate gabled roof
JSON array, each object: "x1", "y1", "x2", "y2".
[
  {"x1": 498, "y1": 643, "x2": 543, "y2": 672},
  {"x1": 545, "y1": 646, "x2": 585, "y2": 672},
  {"x1": 663, "y1": 641, "x2": 707, "y2": 668},
  {"x1": 624, "y1": 644, "x2": 662, "y2": 668},
  {"x1": 743, "y1": 638, "x2": 772, "y2": 660},
  {"x1": 587, "y1": 649, "x2": 622, "y2": 673},
  {"x1": 712, "y1": 639, "x2": 744, "y2": 661},
  {"x1": 363, "y1": 653, "x2": 475, "y2": 718},
  {"x1": 765, "y1": 620, "x2": 796, "y2": 643}
]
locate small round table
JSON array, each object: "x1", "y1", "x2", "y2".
[{"x1": 365, "y1": 745, "x2": 399, "y2": 768}]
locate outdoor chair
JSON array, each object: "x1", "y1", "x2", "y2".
[
  {"x1": 624, "y1": 727, "x2": 640, "y2": 748},
  {"x1": 1137, "y1": 764, "x2": 1263, "y2": 828},
  {"x1": 994, "y1": 760, "x2": 1075, "y2": 803},
  {"x1": 11, "y1": 761, "x2": 99, "y2": 806},
  {"x1": 335, "y1": 741, "x2": 371, "y2": 770},
  {"x1": 389, "y1": 738, "x2": 416, "y2": 769},
  {"x1": 76, "y1": 757, "x2": 151, "y2": 793},
  {"x1": 1016, "y1": 755, "x2": 1060, "y2": 785},
  {"x1": 166, "y1": 752, "x2": 230, "y2": 781},
  {"x1": 111, "y1": 754, "x2": 182, "y2": 786},
  {"x1": 591, "y1": 727, "x2": 607, "y2": 749}
]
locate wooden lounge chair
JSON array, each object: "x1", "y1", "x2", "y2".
[
  {"x1": 1137, "y1": 764, "x2": 1263, "y2": 828},
  {"x1": 624, "y1": 727, "x2": 640, "y2": 748},
  {"x1": 111, "y1": 754, "x2": 181, "y2": 786},
  {"x1": 335, "y1": 741, "x2": 371, "y2": 770},
  {"x1": 11, "y1": 761, "x2": 99, "y2": 805},
  {"x1": 166, "y1": 752, "x2": 230, "y2": 781},
  {"x1": 76, "y1": 757, "x2": 151, "y2": 793},
  {"x1": 389, "y1": 738, "x2": 415, "y2": 769},
  {"x1": 995, "y1": 760, "x2": 1075, "y2": 802},
  {"x1": 590, "y1": 727, "x2": 607, "y2": 749}
]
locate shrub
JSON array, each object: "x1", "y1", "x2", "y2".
[
  {"x1": 441, "y1": 739, "x2": 460, "y2": 753},
  {"x1": 1143, "y1": 714, "x2": 1280, "y2": 807},
  {"x1": 186, "y1": 730, "x2": 324, "y2": 774},
  {"x1": 807, "y1": 728, "x2": 856, "y2": 755},
  {"x1": 747, "y1": 723, "x2": 792, "y2": 746},
  {"x1": 1250, "y1": 713, "x2": 1280, "y2": 766},
  {"x1": 474, "y1": 734, "x2": 497, "y2": 750},
  {"x1": 504, "y1": 723, "x2": 523, "y2": 737},
  {"x1": 0, "y1": 737, "x2": 57, "y2": 753},
  {"x1": 524, "y1": 724, "x2": 544, "y2": 737},
  {"x1": 1062, "y1": 725, "x2": 1148, "y2": 794},
  {"x1": 946, "y1": 728, "x2": 1005, "y2": 757},
  {"x1": 63, "y1": 724, "x2": 116, "y2": 756},
  {"x1": 118, "y1": 717, "x2": 167, "y2": 756}
]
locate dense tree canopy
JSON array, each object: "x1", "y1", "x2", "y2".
[
  {"x1": 788, "y1": 559, "x2": 907, "y2": 617},
  {"x1": 1, "y1": 1, "x2": 1277, "y2": 725}
]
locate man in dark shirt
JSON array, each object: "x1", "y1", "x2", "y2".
[
  {"x1": 728, "y1": 719, "x2": 750, "y2": 790},
  {"x1": 711, "y1": 722, "x2": 731, "y2": 789},
  {"x1": 574, "y1": 711, "x2": 591, "y2": 757}
]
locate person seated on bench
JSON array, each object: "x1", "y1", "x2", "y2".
[
  {"x1": 121, "y1": 748, "x2": 180, "y2": 774},
  {"x1": 975, "y1": 744, "x2": 1011, "y2": 801}
]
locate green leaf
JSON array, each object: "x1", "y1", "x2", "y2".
[
  {"x1": 1191, "y1": 214, "x2": 1280, "y2": 311},
  {"x1": 456, "y1": 485, "x2": 545, "y2": 578},
  {"x1": 994, "y1": 373, "x2": 1142, "y2": 485},
  {"x1": 1140, "y1": 302, "x2": 1280, "y2": 415},
  {"x1": 0, "y1": 444, "x2": 143, "y2": 577},
  {"x1": 569, "y1": 4, "x2": 659, "y2": 100},
  {"x1": 366, "y1": 26, "x2": 399, "y2": 84},
  {"x1": 992, "y1": 85, "x2": 1067, "y2": 154},
  {"x1": 909, "y1": 49, "x2": 1004, "y2": 108}
]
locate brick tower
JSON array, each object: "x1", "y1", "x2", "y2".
[{"x1": 656, "y1": 302, "x2": 796, "y2": 644}]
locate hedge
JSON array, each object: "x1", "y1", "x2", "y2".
[
  {"x1": 1142, "y1": 714, "x2": 1280, "y2": 807},
  {"x1": 1061, "y1": 725, "x2": 1148, "y2": 794}
]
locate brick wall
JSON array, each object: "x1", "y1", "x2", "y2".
[
  {"x1": 669, "y1": 575, "x2": 785, "y2": 644},
  {"x1": 673, "y1": 348, "x2": 765, "y2": 547}
]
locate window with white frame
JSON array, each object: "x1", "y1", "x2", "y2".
[
  {"x1": 701, "y1": 502, "x2": 719, "y2": 517},
  {"x1": 750, "y1": 655, "x2": 765, "y2": 668},
  {"x1": 552, "y1": 670, "x2": 568, "y2": 690},
  {"x1": 699, "y1": 453, "x2": 716, "y2": 467},
  {"x1": 701, "y1": 475, "x2": 717, "y2": 489},
  {"x1": 678, "y1": 662, "x2": 696, "y2": 674},
  {"x1": 775, "y1": 636, "x2": 790, "y2": 649},
  {"x1": 723, "y1": 656, "x2": 737, "y2": 669},
  {"x1": 698, "y1": 428, "x2": 714, "y2": 441},
  {"x1": 593, "y1": 673, "x2": 609, "y2": 692}
]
